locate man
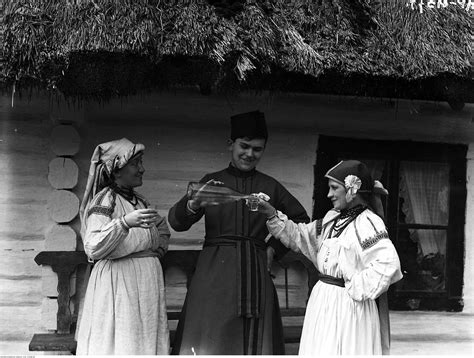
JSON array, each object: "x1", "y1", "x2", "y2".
[{"x1": 168, "y1": 110, "x2": 309, "y2": 355}]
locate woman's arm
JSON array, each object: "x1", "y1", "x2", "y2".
[
  {"x1": 267, "y1": 182, "x2": 310, "y2": 259},
  {"x1": 83, "y1": 189, "x2": 160, "y2": 260},
  {"x1": 266, "y1": 210, "x2": 320, "y2": 264},
  {"x1": 83, "y1": 212, "x2": 130, "y2": 261},
  {"x1": 343, "y1": 213, "x2": 403, "y2": 301}
]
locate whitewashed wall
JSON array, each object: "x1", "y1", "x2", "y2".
[
  {"x1": 464, "y1": 145, "x2": 474, "y2": 314},
  {"x1": 0, "y1": 97, "x2": 54, "y2": 355},
  {"x1": 1, "y1": 89, "x2": 473, "y2": 354}
]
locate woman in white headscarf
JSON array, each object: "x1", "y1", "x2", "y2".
[
  {"x1": 76, "y1": 138, "x2": 170, "y2": 355},
  {"x1": 256, "y1": 160, "x2": 402, "y2": 355}
]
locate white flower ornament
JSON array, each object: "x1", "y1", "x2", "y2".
[{"x1": 344, "y1": 175, "x2": 362, "y2": 202}]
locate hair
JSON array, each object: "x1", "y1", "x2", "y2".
[{"x1": 237, "y1": 136, "x2": 267, "y2": 145}]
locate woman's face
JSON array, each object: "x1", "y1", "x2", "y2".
[
  {"x1": 114, "y1": 154, "x2": 145, "y2": 188},
  {"x1": 327, "y1": 179, "x2": 348, "y2": 211}
]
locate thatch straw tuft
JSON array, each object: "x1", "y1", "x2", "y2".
[{"x1": 1, "y1": 0, "x2": 472, "y2": 100}]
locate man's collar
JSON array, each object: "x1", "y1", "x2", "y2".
[{"x1": 226, "y1": 163, "x2": 257, "y2": 178}]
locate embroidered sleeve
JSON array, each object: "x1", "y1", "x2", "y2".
[
  {"x1": 354, "y1": 213, "x2": 389, "y2": 250},
  {"x1": 83, "y1": 189, "x2": 129, "y2": 260},
  {"x1": 315, "y1": 218, "x2": 323, "y2": 236},
  {"x1": 344, "y1": 212, "x2": 403, "y2": 301},
  {"x1": 86, "y1": 189, "x2": 116, "y2": 219}
]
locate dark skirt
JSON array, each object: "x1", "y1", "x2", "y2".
[{"x1": 171, "y1": 244, "x2": 285, "y2": 355}]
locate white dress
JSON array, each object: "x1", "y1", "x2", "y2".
[
  {"x1": 267, "y1": 207, "x2": 402, "y2": 355},
  {"x1": 76, "y1": 187, "x2": 170, "y2": 355}
]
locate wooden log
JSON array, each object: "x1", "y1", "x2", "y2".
[
  {"x1": 47, "y1": 190, "x2": 80, "y2": 224},
  {"x1": 0, "y1": 278, "x2": 42, "y2": 307},
  {"x1": 44, "y1": 224, "x2": 77, "y2": 251},
  {"x1": 48, "y1": 158, "x2": 79, "y2": 189},
  {"x1": 0, "y1": 250, "x2": 41, "y2": 278},
  {"x1": 1, "y1": 306, "x2": 43, "y2": 342},
  {"x1": 51, "y1": 125, "x2": 80, "y2": 156}
]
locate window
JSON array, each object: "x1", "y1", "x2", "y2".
[{"x1": 314, "y1": 136, "x2": 467, "y2": 311}]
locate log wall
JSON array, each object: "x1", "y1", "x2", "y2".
[{"x1": 1, "y1": 89, "x2": 473, "y2": 354}]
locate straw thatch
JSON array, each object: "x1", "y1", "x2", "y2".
[{"x1": 0, "y1": 0, "x2": 472, "y2": 101}]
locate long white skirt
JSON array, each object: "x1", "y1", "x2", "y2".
[
  {"x1": 299, "y1": 281, "x2": 382, "y2": 355},
  {"x1": 76, "y1": 257, "x2": 169, "y2": 355}
]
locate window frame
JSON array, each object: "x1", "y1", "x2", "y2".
[{"x1": 314, "y1": 135, "x2": 467, "y2": 311}]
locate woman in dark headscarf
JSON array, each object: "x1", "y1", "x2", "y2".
[
  {"x1": 76, "y1": 138, "x2": 170, "y2": 355},
  {"x1": 257, "y1": 160, "x2": 402, "y2": 355}
]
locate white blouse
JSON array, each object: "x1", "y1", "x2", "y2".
[{"x1": 267, "y1": 208, "x2": 402, "y2": 301}]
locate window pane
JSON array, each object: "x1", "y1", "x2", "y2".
[
  {"x1": 395, "y1": 228, "x2": 446, "y2": 292},
  {"x1": 399, "y1": 161, "x2": 449, "y2": 226}
]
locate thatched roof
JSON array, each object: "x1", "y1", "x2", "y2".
[{"x1": 1, "y1": 0, "x2": 473, "y2": 102}]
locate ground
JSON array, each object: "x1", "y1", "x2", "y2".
[
  {"x1": 0, "y1": 311, "x2": 473, "y2": 355},
  {"x1": 284, "y1": 311, "x2": 473, "y2": 355},
  {"x1": 390, "y1": 311, "x2": 473, "y2": 355}
]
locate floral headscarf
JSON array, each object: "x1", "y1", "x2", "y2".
[
  {"x1": 325, "y1": 160, "x2": 388, "y2": 216},
  {"x1": 79, "y1": 138, "x2": 145, "y2": 225}
]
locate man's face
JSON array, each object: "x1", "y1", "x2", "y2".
[
  {"x1": 229, "y1": 137, "x2": 266, "y2": 172},
  {"x1": 327, "y1": 179, "x2": 348, "y2": 211}
]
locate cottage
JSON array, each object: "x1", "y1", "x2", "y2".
[{"x1": 1, "y1": 0, "x2": 473, "y2": 354}]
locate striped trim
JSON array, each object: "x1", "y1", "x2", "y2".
[
  {"x1": 325, "y1": 161, "x2": 345, "y2": 185},
  {"x1": 243, "y1": 316, "x2": 260, "y2": 354},
  {"x1": 324, "y1": 174, "x2": 345, "y2": 186},
  {"x1": 239, "y1": 239, "x2": 260, "y2": 318},
  {"x1": 366, "y1": 215, "x2": 378, "y2": 232},
  {"x1": 87, "y1": 188, "x2": 116, "y2": 219},
  {"x1": 119, "y1": 216, "x2": 130, "y2": 231},
  {"x1": 354, "y1": 222, "x2": 363, "y2": 246},
  {"x1": 88, "y1": 205, "x2": 113, "y2": 218},
  {"x1": 95, "y1": 188, "x2": 109, "y2": 204},
  {"x1": 316, "y1": 218, "x2": 323, "y2": 235},
  {"x1": 360, "y1": 230, "x2": 389, "y2": 250}
]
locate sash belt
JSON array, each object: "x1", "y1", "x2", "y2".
[
  {"x1": 115, "y1": 249, "x2": 160, "y2": 260},
  {"x1": 204, "y1": 236, "x2": 265, "y2": 318},
  {"x1": 319, "y1": 273, "x2": 345, "y2": 287}
]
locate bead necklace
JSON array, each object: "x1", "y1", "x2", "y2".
[
  {"x1": 329, "y1": 204, "x2": 367, "y2": 238},
  {"x1": 111, "y1": 184, "x2": 138, "y2": 206}
]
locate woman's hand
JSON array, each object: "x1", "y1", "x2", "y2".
[{"x1": 124, "y1": 208, "x2": 159, "y2": 228}]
